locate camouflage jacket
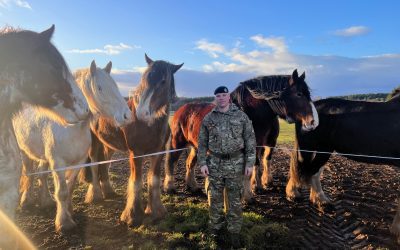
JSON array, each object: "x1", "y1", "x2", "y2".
[{"x1": 197, "y1": 103, "x2": 256, "y2": 169}]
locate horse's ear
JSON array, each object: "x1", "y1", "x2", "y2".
[
  {"x1": 90, "y1": 60, "x2": 97, "y2": 76},
  {"x1": 289, "y1": 69, "x2": 299, "y2": 85},
  {"x1": 39, "y1": 24, "x2": 55, "y2": 41},
  {"x1": 171, "y1": 63, "x2": 184, "y2": 74},
  {"x1": 104, "y1": 61, "x2": 112, "y2": 74},
  {"x1": 145, "y1": 53, "x2": 153, "y2": 65},
  {"x1": 300, "y1": 71, "x2": 306, "y2": 81}
]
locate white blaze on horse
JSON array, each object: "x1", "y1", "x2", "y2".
[
  {"x1": 0, "y1": 25, "x2": 89, "y2": 248},
  {"x1": 13, "y1": 61, "x2": 131, "y2": 232}
]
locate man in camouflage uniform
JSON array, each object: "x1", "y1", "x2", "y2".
[{"x1": 198, "y1": 86, "x2": 256, "y2": 248}]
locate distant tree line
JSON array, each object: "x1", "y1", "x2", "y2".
[
  {"x1": 126, "y1": 86, "x2": 400, "y2": 112},
  {"x1": 170, "y1": 96, "x2": 214, "y2": 111},
  {"x1": 332, "y1": 93, "x2": 388, "y2": 102}
]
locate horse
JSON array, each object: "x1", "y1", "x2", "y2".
[
  {"x1": 285, "y1": 92, "x2": 400, "y2": 243},
  {"x1": 164, "y1": 69, "x2": 319, "y2": 202},
  {"x1": 0, "y1": 25, "x2": 89, "y2": 247},
  {"x1": 84, "y1": 54, "x2": 183, "y2": 227},
  {"x1": 13, "y1": 61, "x2": 131, "y2": 232}
]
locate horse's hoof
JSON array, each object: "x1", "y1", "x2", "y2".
[
  {"x1": 19, "y1": 201, "x2": 35, "y2": 211},
  {"x1": 120, "y1": 209, "x2": 144, "y2": 227},
  {"x1": 164, "y1": 187, "x2": 177, "y2": 195},
  {"x1": 243, "y1": 197, "x2": 256, "y2": 205},
  {"x1": 56, "y1": 219, "x2": 77, "y2": 233},
  {"x1": 103, "y1": 190, "x2": 119, "y2": 199},
  {"x1": 186, "y1": 185, "x2": 202, "y2": 195}
]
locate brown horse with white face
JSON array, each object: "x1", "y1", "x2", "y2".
[
  {"x1": 87, "y1": 54, "x2": 183, "y2": 226},
  {"x1": 0, "y1": 25, "x2": 89, "y2": 247},
  {"x1": 163, "y1": 70, "x2": 319, "y2": 202}
]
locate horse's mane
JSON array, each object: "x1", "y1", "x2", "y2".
[
  {"x1": 73, "y1": 68, "x2": 91, "y2": 89},
  {"x1": 0, "y1": 26, "x2": 25, "y2": 35},
  {"x1": 231, "y1": 75, "x2": 291, "y2": 108},
  {"x1": 387, "y1": 87, "x2": 400, "y2": 101}
]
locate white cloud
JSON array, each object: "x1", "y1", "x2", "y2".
[
  {"x1": 250, "y1": 35, "x2": 287, "y2": 53},
  {"x1": 191, "y1": 34, "x2": 400, "y2": 97},
  {"x1": 201, "y1": 36, "x2": 298, "y2": 75},
  {"x1": 334, "y1": 26, "x2": 370, "y2": 37},
  {"x1": 0, "y1": 0, "x2": 31, "y2": 9},
  {"x1": 68, "y1": 42, "x2": 140, "y2": 55},
  {"x1": 15, "y1": 0, "x2": 30, "y2": 9},
  {"x1": 195, "y1": 39, "x2": 226, "y2": 58}
]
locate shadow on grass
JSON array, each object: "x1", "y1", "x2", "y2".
[{"x1": 121, "y1": 195, "x2": 295, "y2": 249}]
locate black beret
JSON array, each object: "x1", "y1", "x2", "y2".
[{"x1": 214, "y1": 86, "x2": 229, "y2": 95}]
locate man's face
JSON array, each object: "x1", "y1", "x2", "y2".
[{"x1": 215, "y1": 93, "x2": 230, "y2": 109}]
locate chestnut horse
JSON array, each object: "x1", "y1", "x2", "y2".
[
  {"x1": 0, "y1": 25, "x2": 89, "y2": 247},
  {"x1": 285, "y1": 92, "x2": 400, "y2": 243},
  {"x1": 164, "y1": 70, "x2": 319, "y2": 202},
  {"x1": 85, "y1": 54, "x2": 183, "y2": 226}
]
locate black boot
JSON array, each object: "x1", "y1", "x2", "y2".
[{"x1": 230, "y1": 233, "x2": 241, "y2": 249}]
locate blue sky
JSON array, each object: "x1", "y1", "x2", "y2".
[{"x1": 1, "y1": 0, "x2": 399, "y2": 97}]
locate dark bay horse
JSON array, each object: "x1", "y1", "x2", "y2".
[
  {"x1": 86, "y1": 54, "x2": 183, "y2": 227},
  {"x1": 164, "y1": 70, "x2": 319, "y2": 202},
  {"x1": 285, "y1": 92, "x2": 400, "y2": 242},
  {"x1": 0, "y1": 25, "x2": 89, "y2": 247}
]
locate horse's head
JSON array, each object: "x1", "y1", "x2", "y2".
[
  {"x1": 75, "y1": 60, "x2": 132, "y2": 127},
  {"x1": 0, "y1": 25, "x2": 89, "y2": 124},
  {"x1": 280, "y1": 69, "x2": 319, "y2": 131},
  {"x1": 134, "y1": 54, "x2": 183, "y2": 125}
]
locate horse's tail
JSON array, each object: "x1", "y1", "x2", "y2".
[{"x1": 79, "y1": 157, "x2": 93, "y2": 183}]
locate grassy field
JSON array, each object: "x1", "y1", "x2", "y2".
[{"x1": 277, "y1": 119, "x2": 295, "y2": 144}]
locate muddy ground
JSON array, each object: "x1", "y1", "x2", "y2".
[{"x1": 16, "y1": 143, "x2": 400, "y2": 249}]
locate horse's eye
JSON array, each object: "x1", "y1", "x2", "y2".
[
  {"x1": 296, "y1": 92, "x2": 303, "y2": 97},
  {"x1": 98, "y1": 86, "x2": 102, "y2": 91}
]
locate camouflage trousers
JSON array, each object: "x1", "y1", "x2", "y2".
[{"x1": 205, "y1": 164, "x2": 243, "y2": 234}]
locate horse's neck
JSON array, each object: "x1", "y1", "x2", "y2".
[{"x1": 0, "y1": 74, "x2": 24, "y2": 116}]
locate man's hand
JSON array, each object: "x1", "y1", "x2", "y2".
[
  {"x1": 245, "y1": 166, "x2": 253, "y2": 177},
  {"x1": 200, "y1": 165, "x2": 209, "y2": 177}
]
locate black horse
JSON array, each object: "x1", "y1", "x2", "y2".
[{"x1": 286, "y1": 91, "x2": 400, "y2": 241}]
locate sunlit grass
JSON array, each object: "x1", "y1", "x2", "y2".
[{"x1": 277, "y1": 119, "x2": 295, "y2": 144}]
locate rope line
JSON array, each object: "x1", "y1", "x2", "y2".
[{"x1": 23, "y1": 146, "x2": 400, "y2": 177}]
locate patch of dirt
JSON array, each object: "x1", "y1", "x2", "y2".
[{"x1": 15, "y1": 143, "x2": 400, "y2": 249}]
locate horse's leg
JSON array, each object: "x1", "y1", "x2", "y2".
[
  {"x1": 309, "y1": 166, "x2": 330, "y2": 205},
  {"x1": 84, "y1": 156, "x2": 103, "y2": 204},
  {"x1": 51, "y1": 158, "x2": 76, "y2": 232},
  {"x1": 120, "y1": 151, "x2": 144, "y2": 227},
  {"x1": 243, "y1": 154, "x2": 259, "y2": 202},
  {"x1": 261, "y1": 146, "x2": 274, "y2": 189},
  {"x1": 0, "y1": 125, "x2": 23, "y2": 248},
  {"x1": 19, "y1": 153, "x2": 35, "y2": 209},
  {"x1": 390, "y1": 200, "x2": 400, "y2": 244},
  {"x1": 245, "y1": 147, "x2": 263, "y2": 202},
  {"x1": 163, "y1": 130, "x2": 186, "y2": 194},
  {"x1": 145, "y1": 153, "x2": 167, "y2": 221},
  {"x1": 85, "y1": 134, "x2": 107, "y2": 202},
  {"x1": 99, "y1": 147, "x2": 117, "y2": 198},
  {"x1": 286, "y1": 149, "x2": 302, "y2": 201},
  {"x1": 185, "y1": 147, "x2": 199, "y2": 193},
  {"x1": 37, "y1": 161, "x2": 55, "y2": 208}
]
